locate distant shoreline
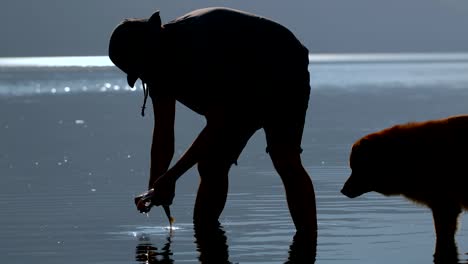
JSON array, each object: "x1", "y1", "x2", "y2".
[
  {"x1": 1, "y1": 52, "x2": 468, "y2": 97},
  {"x1": 1, "y1": 52, "x2": 468, "y2": 68}
]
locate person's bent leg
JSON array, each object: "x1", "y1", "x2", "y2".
[
  {"x1": 269, "y1": 150, "x2": 317, "y2": 236},
  {"x1": 193, "y1": 159, "x2": 231, "y2": 227},
  {"x1": 192, "y1": 119, "x2": 258, "y2": 228}
]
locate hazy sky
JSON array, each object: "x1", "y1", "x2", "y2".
[{"x1": 1, "y1": 0, "x2": 468, "y2": 57}]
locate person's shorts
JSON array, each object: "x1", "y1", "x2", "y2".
[
  {"x1": 206, "y1": 55, "x2": 311, "y2": 165},
  {"x1": 208, "y1": 81, "x2": 310, "y2": 166}
]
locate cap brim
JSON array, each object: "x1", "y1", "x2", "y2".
[{"x1": 127, "y1": 74, "x2": 139, "y2": 88}]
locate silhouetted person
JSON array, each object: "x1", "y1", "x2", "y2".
[{"x1": 109, "y1": 7, "x2": 316, "y2": 237}]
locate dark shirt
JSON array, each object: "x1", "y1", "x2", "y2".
[{"x1": 148, "y1": 7, "x2": 309, "y2": 115}]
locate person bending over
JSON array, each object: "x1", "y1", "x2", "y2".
[{"x1": 108, "y1": 7, "x2": 316, "y2": 236}]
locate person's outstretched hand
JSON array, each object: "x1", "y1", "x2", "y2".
[{"x1": 134, "y1": 175, "x2": 176, "y2": 213}]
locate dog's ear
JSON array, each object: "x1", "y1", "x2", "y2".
[{"x1": 149, "y1": 11, "x2": 162, "y2": 28}]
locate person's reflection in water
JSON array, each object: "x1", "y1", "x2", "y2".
[
  {"x1": 433, "y1": 245, "x2": 465, "y2": 264},
  {"x1": 194, "y1": 223, "x2": 317, "y2": 264},
  {"x1": 284, "y1": 232, "x2": 317, "y2": 264},
  {"x1": 135, "y1": 234, "x2": 174, "y2": 264},
  {"x1": 194, "y1": 224, "x2": 231, "y2": 264}
]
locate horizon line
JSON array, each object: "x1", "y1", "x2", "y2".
[{"x1": 1, "y1": 52, "x2": 468, "y2": 67}]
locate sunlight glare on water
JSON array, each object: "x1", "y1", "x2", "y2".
[
  {"x1": 110, "y1": 224, "x2": 186, "y2": 239},
  {"x1": 1, "y1": 53, "x2": 468, "y2": 96},
  {"x1": 0, "y1": 56, "x2": 113, "y2": 67}
]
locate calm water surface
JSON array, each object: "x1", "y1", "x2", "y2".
[{"x1": 2, "y1": 53, "x2": 468, "y2": 263}]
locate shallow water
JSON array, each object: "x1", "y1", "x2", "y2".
[{"x1": 2, "y1": 54, "x2": 468, "y2": 263}]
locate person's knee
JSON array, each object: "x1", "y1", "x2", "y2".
[
  {"x1": 269, "y1": 150, "x2": 304, "y2": 175},
  {"x1": 197, "y1": 159, "x2": 230, "y2": 182}
]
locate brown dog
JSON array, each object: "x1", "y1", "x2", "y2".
[{"x1": 342, "y1": 115, "x2": 468, "y2": 259}]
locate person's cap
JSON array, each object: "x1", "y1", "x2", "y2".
[{"x1": 109, "y1": 19, "x2": 148, "y2": 88}]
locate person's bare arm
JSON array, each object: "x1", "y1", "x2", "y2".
[
  {"x1": 148, "y1": 125, "x2": 209, "y2": 206},
  {"x1": 149, "y1": 111, "x2": 222, "y2": 206},
  {"x1": 154, "y1": 126, "x2": 208, "y2": 183},
  {"x1": 148, "y1": 94, "x2": 176, "y2": 189}
]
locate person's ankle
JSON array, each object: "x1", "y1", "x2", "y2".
[
  {"x1": 193, "y1": 218, "x2": 221, "y2": 231},
  {"x1": 294, "y1": 228, "x2": 317, "y2": 242}
]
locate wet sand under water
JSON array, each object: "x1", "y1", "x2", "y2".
[{"x1": 2, "y1": 89, "x2": 468, "y2": 263}]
